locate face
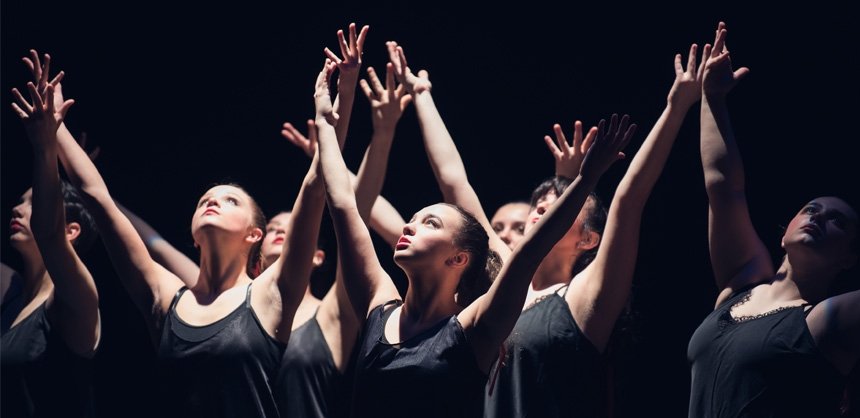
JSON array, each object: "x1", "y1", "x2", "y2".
[
  {"x1": 394, "y1": 204, "x2": 464, "y2": 267},
  {"x1": 524, "y1": 190, "x2": 589, "y2": 247},
  {"x1": 782, "y1": 197, "x2": 858, "y2": 267},
  {"x1": 191, "y1": 185, "x2": 260, "y2": 244},
  {"x1": 491, "y1": 203, "x2": 529, "y2": 250},
  {"x1": 261, "y1": 212, "x2": 291, "y2": 262},
  {"x1": 9, "y1": 188, "x2": 34, "y2": 250}
]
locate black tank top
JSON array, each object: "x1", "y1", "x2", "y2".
[
  {"x1": 275, "y1": 310, "x2": 348, "y2": 418},
  {"x1": 350, "y1": 301, "x2": 486, "y2": 418},
  {"x1": 157, "y1": 285, "x2": 285, "y2": 418},
  {"x1": 484, "y1": 287, "x2": 605, "y2": 417},
  {"x1": 0, "y1": 302, "x2": 95, "y2": 418},
  {"x1": 688, "y1": 287, "x2": 845, "y2": 417}
]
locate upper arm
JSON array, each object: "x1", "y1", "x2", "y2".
[
  {"x1": 706, "y1": 194, "x2": 774, "y2": 306},
  {"x1": 806, "y1": 290, "x2": 860, "y2": 375}
]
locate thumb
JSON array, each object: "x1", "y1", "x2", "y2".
[{"x1": 734, "y1": 67, "x2": 750, "y2": 81}]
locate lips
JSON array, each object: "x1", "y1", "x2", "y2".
[
  {"x1": 272, "y1": 237, "x2": 285, "y2": 245},
  {"x1": 800, "y1": 223, "x2": 822, "y2": 238},
  {"x1": 9, "y1": 219, "x2": 24, "y2": 231},
  {"x1": 203, "y1": 209, "x2": 219, "y2": 216},
  {"x1": 395, "y1": 236, "x2": 411, "y2": 250}
]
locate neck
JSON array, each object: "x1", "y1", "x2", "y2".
[
  {"x1": 196, "y1": 242, "x2": 251, "y2": 298},
  {"x1": 531, "y1": 245, "x2": 577, "y2": 290},
  {"x1": 19, "y1": 251, "x2": 52, "y2": 305},
  {"x1": 772, "y1": 256, "x2": 831, "y2": 303},
  {"x1": 402, "y1": 268, "x2": 460, "y2": 325}
]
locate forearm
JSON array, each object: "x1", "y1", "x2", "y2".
[
  {"x1": 701, "y1": 96, "x2": 746, "y2": 196},
  {"x1": 614, "y1": 104, "x2": 689, "y2": 210},
  {"x1": 333, "y1": 75, "x2": 359, "y2": 147},
  {"x1": 56, "y1": 123, "x2": 112, "y2": 203},
  {"x1": 354, "y1": 129, "x2": 395, "y2": 222},
  {"x1": 118, "y1": 203, "x2": 200, "y2": 285},
  {"x1": 412, "y1": 92, "x2": 470, "y2": 198},
  {"x1": 31, "y1": 143, "x2": 66, "y2": 243}
]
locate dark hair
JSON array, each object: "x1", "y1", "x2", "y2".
[
  {"x1": 60, "y1": 181, "x2": 98, "y2": 253},
  {"x1": 530, "y1": 176, "x2": 607, "y2": 276},
  {"x1": 442, "y1": 203, "x2": 500, "y2": 307},
  {"x1": 223, "y1": 183, "x2": 267, "y2": 278}
]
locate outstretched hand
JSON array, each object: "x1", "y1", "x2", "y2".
[
  {"x1": 281, "y1": 120, "x2": 318, "y2": 158},
  {"x1": 386, "y1": 41, "x2": 431, "y2": 95},
  {"x1": 11, "y1": 83, "x2": 74, "y2": 148},
  {"x1": 314, "y1": 59, "x2": 339, "y2": 126},
  {"x1": 702, "y1": 22, "x2": 750, "y2": 98},
  {"x1": 544, "y1": 121, "x2": 595, "y2": 179},
  {"x1": 360, "y1": 63, "x2": 412, "y2": 132},
  {"x1": 579, "y1": 114, "x2": 636, "y2": 180},
  {"x1": 667, "y1": 43, "x2": 710, "y2": 108},
  {"x1": 22, "y1": 50, "x2": 65, "y2": 95},
  {"x1": 324, "y1": 23, "x2": 369, "y2": 82}
]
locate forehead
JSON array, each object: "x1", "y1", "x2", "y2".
[
  {"x1": 268, "y1": 212, "x2": 292, "y2": 225},
  {"x1": 492, "y1": 203, "x2": 530, "y2": 222},
  {"x1": 414, "y1": 204, "x2": 462, "y2": 224},
  {"x1": 201, "y1": 185, "x2": 249, "y2": 199}
]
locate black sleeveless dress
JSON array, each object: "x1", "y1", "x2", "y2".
[
  {"x1": 1, "y1": 302, "x2": 95, "y2": 418},
  {"x1": 350, "y1": 301, "x2": 487, "y2": 418},
  {"x1": 157, "y1": 285, "x2": 285, "y2": 418},
  {"x1": 484, "y1": 286, "x2": 605, "y2": 417},
  {"x1": 276, "y1": 309, "x2": 348, "y2": 418},
  {"x1": 688, "y1": 287, "x2": 845, "y2": 417}
]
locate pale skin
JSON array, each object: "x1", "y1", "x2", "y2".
[
  {"x1": 9, "y1": 55, "x2": 100, "y2": 357},
  {"x1": 490, "y1": 202, "x2": 530, "y2": 250},
  {"x1": 700, "y1": 22, "x2": 859, "y2": 375},
  {"x1": 386, "y1": 41, "x2": 704, "y2": 351},
  {"x1": 314, "y1": 54, "x2": 632, "y2": 376},
  {"x1": 43, "y1": 64, "x2": 324, "y2": 348}
]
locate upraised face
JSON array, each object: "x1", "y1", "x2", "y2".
[
  {"x1": 491, "y1": 202, "x2": 529, "y2": 250},
  {"x1": 782, "y1": 196, "x2": 858, "y2": 270},
  {"x1": 191, "y1": 185, "x2": 262, "y2": 247},
  {"x1": 394, "y1": 204, "x2": 465, "y2": 268},
  {"x1": 9, "y1": 188, "x2": 35, "y2": 251},
  {"x1": 261, "y1": 212, "x2": 291, "y2": 263},
  {"x1": 524, "y1": 190, "x2": 590, "y2": 248}
]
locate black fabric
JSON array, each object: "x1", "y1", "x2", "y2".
[
  {"x1": 688, "y1": 287, "x2": 845, "y2": 417},
  {"x1": 1, "y1": 302, "x2": 95, "y2": 418},
  {"x1": 350, "y1": 301, "x2": 486, "y2": 418},
  {"x1": 275, "y1": 310, "x2": 347, "y2": 418},
  {"x1": 484, "y1": 291, "x2": 605, "y2": 418},
  {"x1": 157, "y1": 285, "x2": 285, "y2": 418}
]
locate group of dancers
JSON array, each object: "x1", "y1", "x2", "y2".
[{"x1": 2, "y1": 21, "x2": 858, "y2": 418}]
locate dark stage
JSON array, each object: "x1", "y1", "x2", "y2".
[{"x1": 2, "y1": 2, "x2": 858, "y2": 416}]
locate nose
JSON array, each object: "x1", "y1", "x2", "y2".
[
  {"x1": 205, "y1": 197, "x2": 220, "y2": 208},
  {"x1": 11, "y1": 205, "x2": 23, "y2": 218},
  {"x1": 402, "y1": 222, "x2": 415, "y2": 236},
  {"x1": 498, "y1": 227, "x2": 511, "y2": 244},
  {"x1": 536, "y1": 202, "x2": 548, "y2": 216}
]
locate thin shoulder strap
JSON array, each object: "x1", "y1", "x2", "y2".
[
  {"x1": 244, "y1": 284, "x2": 253, "y2": 308},
  {"x1": 169, "y1": 286, "x2": 189, "y2": 311},
  {"x1": 559, "y1": 283, "x2": 572, "y2": 297}
]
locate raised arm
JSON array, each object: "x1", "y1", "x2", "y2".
[
  {"x1": 116, "y1": 203, "x2": 200, "y2": 286},
  {"x1": 459, "y1": 116, "x2": 634, "y2": 372},
  {"x1": 281, "y1": 120, "x2": 405, "y2": 248},
  {"x1": 569, "y1": 44, "x2": 706, "y2": 351},
  {"x1": 315, "y1": 59, "x2": 400, "y2": 319},
  {"x1": 26, "y1": 71, "x2": 185, "y2": 331},
  {"x1": 386, "y1": 42, "x2": 511, "y2": 260},
  {"x1": 12, "y1": 81, "x2": 100, "y2": 356},
  {"x1": 699, "y1": 23, "x2": 770, "y2": 305},
  {"x1": 324, "y1": 23, "x2": 368, "y2": 146}
]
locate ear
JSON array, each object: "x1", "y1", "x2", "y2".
[
  {"x1": 65, "y1": 222, "x2": 81, "y2": 243},
  {"x1": 246, "y1": 227, "x2": 263, "y2": 244},
  {"x1": 446, "y1": 251, "x2": 470, "y2": 268},
  {"x1": 576, "y1": 230, "x2": 600, "y2": 251},
  {"x1": 312, "y1": 249, "x2": 326, "y2": 268}
]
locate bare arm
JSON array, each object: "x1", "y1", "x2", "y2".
[
  {"x1": 315, "y1": 59, "x2": 400, "y2": 319},
  {"x1": 699, "y1": 24, "x2": 770, "y2": 306},
  {"x1": 13, "y1": 79, "x2": 101, "y2": 356},
  {"x1": 386, "y1": 42, "x2": 511, "y2": 260},
  {"x1": 325, "y1": 23, "x2": 368, "y2": 147},
  {"x1": 116, "y1": 203, "x2": 200, "y2": 286},
  {"x1": 807, "y1": 289, "x2": 860, "y2": 375},
  {"x1": 459, "y1": 117, "x2": 634, "y2": 372}
]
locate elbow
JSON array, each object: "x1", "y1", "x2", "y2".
[{"x1": 703, "y1": 171, "x2": 744, "y2": 197}]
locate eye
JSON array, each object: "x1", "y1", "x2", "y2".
[
  {"x1": 226, "y1": 197, "x2": 239, "y2": 205},
  {"x1": 829, "y1": 214, "x2": 847, "y2": 229},
  {"x1": 514, "y1": 224, "x2": 525, "y2": 234},
  {"x1": 802, "y1": 206, "x2": 817, "y2": 214},
  {"x1": 266, "y1": 227, "x2": 277, "y2": 233},
  {"x1": 492, "y1": 224, "x2": 503, "y2": 233},
  {"x1": 425, "y1": 219, "x2": 440, "y2": 228}
]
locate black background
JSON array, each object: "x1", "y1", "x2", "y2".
[{"x1": 2, "y1": 1, "x2": 858, "y2": 416}]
